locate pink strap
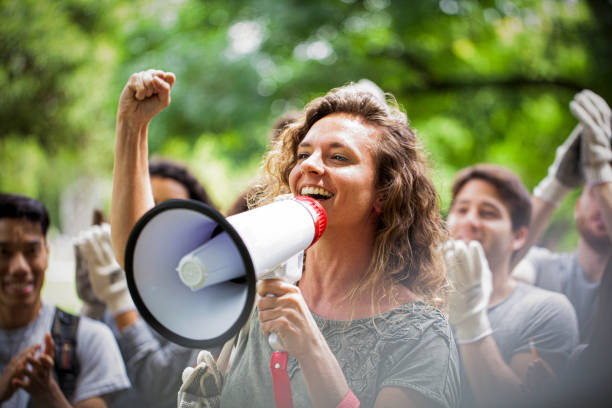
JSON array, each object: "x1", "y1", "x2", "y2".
[
  {"x1": 270, "y1": 351, "x2": 293, "y2": 408},
  {"x1": 337, "y1": 388, "x2": 360, "y2": 408}
]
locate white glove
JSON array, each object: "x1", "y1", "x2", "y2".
[
  {"x1": 570, "y1": 89, "x2": 612, "y2": 185},
  {"x1": 444, "y1": 240, "x2": 493, "y2": 344},
  {"x1": 74, "y1": 223, "x2": 134, "y2": 316},
  {"x1": 533, "y1": 124, "x2": 583, "y2": 206},
  {"x1": 177, "y1": 350, "x2": 223, "y2": 408},
  {"x1": 511, "y1": 258, "x2": 536, "y2": 285}
]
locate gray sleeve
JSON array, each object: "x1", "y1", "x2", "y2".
[
  {"x1": 513, "y1": 292, "x2": 579, "y2": 367},
  {"x1": 380, "y1": 321, "x2": 461, "y2": 408},
  {"x1": 116, "y1": 318, "x2": 197, "y2": 406},
  {"x1": 526, "y1": 247, "x2": 565, "y2": 292},
  {"x1": 73, "y1": 319, "x2": 130, "y2": 404}
]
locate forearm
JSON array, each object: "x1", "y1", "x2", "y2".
[
  {"x1": 460, "y1": 336, "x2": 522, "y2": 407},
  {"x1": 111, "y1": 118, "x2": 155, "y2": 268},
  {"x1": 298, "y1": 341, "x2": 349, "y2": 408},
  {"x1": 116, "y1": 319, "x2": 193, "y2": 403},
  {"x1": 31, "y1": 380, "x2": 73, "y2": 408},
  {"x1": 592, "y1": 181, "x2": 612, "y2": 242},
  {"x1": 511, "y1": 196, "x2": 556, "y2": 269}
]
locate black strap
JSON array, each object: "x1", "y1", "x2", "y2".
[{"x1": 51, "y1": 307, "x2": 80, "y2": 400}]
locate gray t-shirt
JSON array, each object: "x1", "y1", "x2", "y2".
[
  {"x1": 0, "y1": 303, "x2": 130, "y2": 408},
  {"x1": 527, "y1": 248, "x2": 599, "y2": 342},
  {"x1": 222, "y1": 302, "x2": 461, "y2": 408},
  {"x1": 488, "y1": 282, "x2": 579, "y2": 365}
]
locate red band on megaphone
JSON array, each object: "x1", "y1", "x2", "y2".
[{"x1": 293, "y1": 196, "x2": 327, "y2": 246}]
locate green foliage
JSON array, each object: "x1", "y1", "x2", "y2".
[{"x1": 1, "y1": 0, "x2": 611, "y2": 252}]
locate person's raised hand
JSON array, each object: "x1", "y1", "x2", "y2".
[
  {"x1": 117, "y1": 69, "x2": 176, "y2": 130},
  {"x1": 533, "y1": 124, "x2": 583, "y2": 206},
  {"x1": 257, "y1": 279, "x2": 325, "y2": 360},
  {"x1": 74, "y1": 223, "x2": 134, "y2": 316},
  {"x1": 0, "y1": 345, "x2": 39, "y2": 402},
  {"x1": 444, "y1": 240, "x2": 493, "y2": 344},
  {"x1": 570, "y1": 89, "x2": 612, "y2": 185}
]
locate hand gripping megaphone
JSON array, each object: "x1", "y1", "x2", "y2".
[{"x1": 124, "y1": 195, "x2": 326, "y2": 349}]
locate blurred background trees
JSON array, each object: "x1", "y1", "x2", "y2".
[{"x1": 2, "y1": 0, "x2": 611, "y2": 251}]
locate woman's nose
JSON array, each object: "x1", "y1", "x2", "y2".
[{"x1": 301, "y1": 152, "x2": 324, "y2": 175}]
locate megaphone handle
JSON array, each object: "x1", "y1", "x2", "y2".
[
  {"x1": 268, "y1": 332, "x2": 284, "y2": 350},
  {"x1": 265, "y1": 293, "x2": 286, "y2": 350}
]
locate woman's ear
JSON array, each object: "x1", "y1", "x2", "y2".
[{"x1": 373, "y1": 192, "x2": 385, "y2": 214}]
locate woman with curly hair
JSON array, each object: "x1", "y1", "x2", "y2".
[{"x1": 111, "y1": 70, "x2": 460, "y2": 408}]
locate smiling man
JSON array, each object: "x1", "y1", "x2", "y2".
[
  {"x1": 445, "y1": 164, "x2": 579, "y2": 407},
  {"x1": 0, "y1": 193, "x2": 129, "y2": 408}
]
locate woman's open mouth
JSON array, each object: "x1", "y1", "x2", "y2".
[{"x1": 300, "y1": 186, "x2": 333, "y2": 200}]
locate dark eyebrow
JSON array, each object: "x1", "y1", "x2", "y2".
[
  {"x1": 298, "y1": 141, "x2": 350, "y2": 149},
  {"x1": 454, "y1": 199, "x2": 503, "y2": 212},
  {"x1": 480, "y1": 202, "x2": 502, "y2": 212},
  {"x1": 0, "y1": 240, "x2": 40, "y2": 246}
]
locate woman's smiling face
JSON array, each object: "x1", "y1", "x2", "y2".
[{"x1": 288, "y1": 113, "x2": 382, "y2": 229}]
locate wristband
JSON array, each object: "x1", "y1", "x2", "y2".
[{"x1": 337, "y1": 388, "x2": 360, "y2": 408}]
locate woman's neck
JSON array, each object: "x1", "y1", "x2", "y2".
[{"x1": 299, "y1": 224, "x2": 416, "y2": 319}]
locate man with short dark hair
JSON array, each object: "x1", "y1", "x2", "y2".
[
  {"x1": 445, "y1": 164, "x2": 579, "y2": 407},
  {"x1": 0, "y1": 193, "x2": 129, "y2": 408}
]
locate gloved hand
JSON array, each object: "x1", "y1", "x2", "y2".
[
  {"x1": 74, "y1": 223, "x2": 134, "y2": 316},
  {"x1": 533, "y1": 124, "x2": 583, "y2": 206},
  {"x1": 178, "y1": 350, "x2": 224, "y2": 408},
  {"x1": 444, "y1": 240, "x2": 493, "y2": 344},
  {"x1": 570, "y1": 89, "x2": 612, "y2": 186},
  {"x1": 511, "y1": 258, "x2": 536, "y2": 285}
]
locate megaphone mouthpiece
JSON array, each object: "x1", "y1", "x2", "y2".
[{"x1": 292, "y1": 195, "x2": 327, "y2": 246}]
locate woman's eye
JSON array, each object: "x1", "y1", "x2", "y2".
[
  {"x1": 331, "y1": 154, "x2": 348, "y2": 162},
  {"x1": 297, "y1": 152, "x2": 309, "y2": 160}
]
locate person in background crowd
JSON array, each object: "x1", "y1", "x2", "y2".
[
  {"x1": 73, "y1": 158, "x2": 217, "y2": 408},
  {"x1": 513, "y1": 89, "x2": 612, "y2": 343},
  {"x1": 0, "y1": 193, "x2": 130, "y2": 408},
  {"x1": 444, "y1": 164, "x2": 579, "y2": 407}
]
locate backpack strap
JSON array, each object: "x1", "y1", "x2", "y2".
[{"x1": 51, "y1": 307, "x2": 80, "y2": 401}]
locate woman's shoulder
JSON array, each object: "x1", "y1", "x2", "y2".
[{"x1": 377, "y1": 302, "x2": 452, "y2": 342}]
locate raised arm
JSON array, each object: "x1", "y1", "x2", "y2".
[
  {"x1": 512, "y1": 124, "x2": 583, "y2": 269},
  {"x1": 111, "y1": 69, "x2": 175, "y2": 267},
  {"x1": 570, "y1": 89, "x2": 612, "y2": 243}
]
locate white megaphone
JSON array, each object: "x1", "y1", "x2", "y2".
[{"x1": 124, "y1": 195, "x2": 326, "y2": 349}]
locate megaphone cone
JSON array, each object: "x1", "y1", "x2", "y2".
[{"x1": 124, "y1": 196, "x2": 326, "y2": 349}]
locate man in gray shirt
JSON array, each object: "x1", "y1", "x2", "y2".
[
  {"x1": 0, "y1": 193, "x2": 130, "y2": 408},
  {"x1": 514, "y1": 90, "x2": 612, "y2": 343},
  {"x1": 446, "y1": 164, "x2": 579, "y2": 407}
]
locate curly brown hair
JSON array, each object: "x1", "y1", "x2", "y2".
[{"x1": 251, "y1": 84, "x2": 448, "y2": 311}]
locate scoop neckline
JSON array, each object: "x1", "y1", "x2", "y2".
[{"x1": 310, "y1": 300, "x2": 438, "y2": 325}]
